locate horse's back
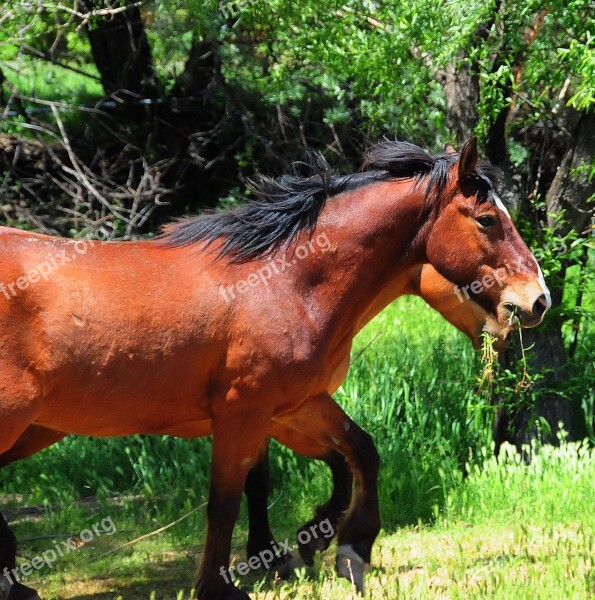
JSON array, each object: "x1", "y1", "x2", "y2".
[{"x1": 0, "y1": 228, "x2": 232, "y2": 437}]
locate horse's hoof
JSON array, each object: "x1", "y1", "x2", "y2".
[
  {"x1": 275, "y1": 554, "x2": 304, "y2": 580},
  {"x1": 297, "y1": 523, "x2": 333, "y2": 566},
  {"x1": 195, "y1": 582, "x2": 250, "y2": 600},
  {"x1": 7, "y1": 583, "x2": 42, "y2": 600},
  {"x1": 336, "y1": 544, "x2": 368, "y2": 595}
]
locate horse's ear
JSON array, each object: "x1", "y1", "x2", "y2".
[
  {"x1": 443, "y1": 142, "x2": 457, "y2": 154},
  {"x1": 458, "y1": 137, "x2": 478, "y2": 179}
]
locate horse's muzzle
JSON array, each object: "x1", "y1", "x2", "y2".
[{"x1": 500, "y1": 292, "x2": 551, "y2": 329}]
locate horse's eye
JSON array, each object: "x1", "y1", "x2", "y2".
[{"x1": 476, "y1": 215, "x2": 496, "y2": 228}]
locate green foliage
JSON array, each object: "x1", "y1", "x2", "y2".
[{"x1": 2, "y1": 0, "x2": 592, "y2": 145}]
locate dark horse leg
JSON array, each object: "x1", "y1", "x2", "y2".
[
  {"x1": 245, "y1": 435, "x2": 352, "y2": 574},
  {"x1": 195, "y1": 410, "x2": 275, "y2": 600},
  {"x1": 2, "y1": 427, "x2": 345, "y2": 596},
  {"x1": 275, "y1": 393, "x2": 381, "y2": 594},
  {"x1": 244, "y1": 441, "x2": 296, "y2": 574},
  {"x1": 0, "y1": 512, "x2": 41, "y2": 600},
  {"x1": 0, "y1": 392, "x2": 45, "y2": 600},
  {"x1": 295, "y1": 448, "x2": 352, "y2": 566},
  {"x1": 0, "y1": 427, "x2": 63, "y2": 600}
]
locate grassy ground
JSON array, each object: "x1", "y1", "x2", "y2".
[
  {"x1": 9, "y1": 442, "x2": 594, "y2": 599},
  {"x1": 2, "y1": 297, "x2": 594, "y2": 599}
]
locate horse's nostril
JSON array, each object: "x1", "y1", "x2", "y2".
[{"x1": 532, "y1": 294, "x2": 548, "y2": 319}]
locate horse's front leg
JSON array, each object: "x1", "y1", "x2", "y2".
[
  {"x1": 195, "y1": 414, "x2": 270, "y2": 600},
  {"x1": 274, "y1": 393, "x2": 380, "y2": 595},
  {"x1": 244, "y1": 437, "x2": 352, "y2": 578},
  {"x1": 268, "y1": 424, "x2": 353, "y2": 566},
  {"x1": 244, "y1": 440, "x2": 302, "y2": 578}
]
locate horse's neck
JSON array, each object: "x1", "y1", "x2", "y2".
[{"x1": 299, "y1": 180, "x2": 429, "y2": 333}]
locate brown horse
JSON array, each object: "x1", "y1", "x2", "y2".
[
  {"x1": 0, "y1": 262, "x2": 503, "y2": 590},
  {"x1": 0, "y1": 138, "x2": 549, "y2": 599}
]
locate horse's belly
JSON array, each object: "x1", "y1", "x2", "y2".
[{"x1": 33, "y1": 377, "x2": 213, "y2": 438}]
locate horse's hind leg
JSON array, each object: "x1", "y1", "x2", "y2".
[
  {"x1": 0, "y1": 513, "x2": 40, "y2": 599},
  {"x1": 1, "y1": 426, "x2": 62, "y2": 598},
  {"x1": 0, "y1": 426, "x2": 66, "y2": 468},
  {"x1": 0, "y1": 425, "x2": 59, "y2": 600},
  {"x1": 0, "y1": 512, "x2": 17, "y2": 598},
  {"x1": 0, "y1": 383, "x2": 42, "y2": 600},
  {"x1": 274, "y1": 393, "x2": 381, "y2": 595},
  {"x1": 0, "y1": 428, "x2": 61, "y2": 599}
]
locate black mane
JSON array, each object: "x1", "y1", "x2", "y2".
[{"x1": 160, "y1": 140, "x2": 498, "y2": 262}]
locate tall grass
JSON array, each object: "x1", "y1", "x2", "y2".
[{"x1": 444, "y1": 440, "x2": 595, "y2": 526}]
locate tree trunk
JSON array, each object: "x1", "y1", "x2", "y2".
[
  {"x1": 438, "y1": 5, "x2": 499, "y2": 145},
  {"x1": 545, "y1": 111, "x2": 595, "y2": 236},
  {"x1": 492, "y1": 111, "x2": 594, "y2": 453},
  {"x1": 81, "y1": 0, "x2": 156, "y2": 97},
  {"x1": 439, "y1": 60, "x2": 479, "y2": 143},
  {"x1": 437, "y1": 5, "x2": 591, "y2": 452}
]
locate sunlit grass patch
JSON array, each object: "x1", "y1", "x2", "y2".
[{"x1": 22, "y1": 442, "x2": 594, "y2": 598}]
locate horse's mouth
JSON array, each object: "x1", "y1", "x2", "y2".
[
  {"x1": 472, "y1": 330, "x2": 509, "y2": 353},
  {"x1": 474, "y1": 311, "x2": 511, "y2": 353}
]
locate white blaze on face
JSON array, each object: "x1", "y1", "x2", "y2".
[
  {"x1": 492, "y1": 192, "x2": 510, "y2": 218},
  {"x1": 533, "y1": 256, "x2": 551, "y2": 304}
]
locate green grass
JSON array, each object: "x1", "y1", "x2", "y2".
[
  {"x1": 2, "y1": 296, "x2": 594, "y2": 598},
  {"x1": 8, "y1": 441, "x2": 594, "y2": 599},
  {"x1": 1, "y1": 58, "x2": 104, "y2": 137}
]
